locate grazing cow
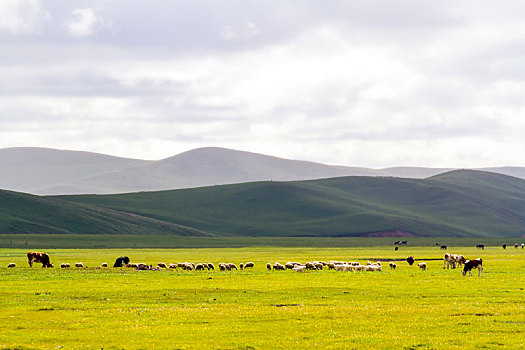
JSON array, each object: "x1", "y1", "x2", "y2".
[
  {"x1": 395, "y1": 246, "x2": 399, "y2": 251},
  {"x1": 462, "y1": 258, "x2": 483, "y2": 277},
  {"x1": 443, "y1": 253, "x2": 456, "y2": 269},
  {"x1": 101, "y1": 262, "x2": 108, "y2": 267},
  {"x1": 418, "y1": 262, "x2": 427, "y2": 271},
  {"x1": 476, "y1": 244, "x2": 485, "y2": 250},
  {"x1": 394, "y1": 240, "x2": 408, "y2": 246},
  {"x1": 455, "y1": 255, "x2": 466, "y2": 267},
  {"x1": 113, "y1": 256, "x2": 130, "y2": 267},
  {"x1": 502, "y1": 243, "x2": 507, "y2": 249},
  {"x1": 27, "y1": 252, "x2": 53, "y2": 268},
  {"x1": 389, "y1": 262, "x2": 396, "y2": 270},
  {"x1": 440, "y1": 245, "x2": 447, "y2": 250},
  {"x1": 7, "y1": 263, "x2": 16, "y2": 268},
  {"x1": 75, "y1": 262, "x2": 84, "y2": 268},
  {"x1": 406, "y1": 256, "x2": 415, "y2": 266}
]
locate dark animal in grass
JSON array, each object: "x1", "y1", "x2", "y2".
[
  {"x1": 395, "y1": 246, "x2": 399, "y2": 251},
  {"x1": 440, "y1": 245, "x2": 447, "y2": 250},
  {"x1": 502, "y1": 243, "x2": 507, "y2": 249},
  {"x1": 476, "y1": 244, "x2": 485, "y2": 250},
  {"x1": 462, "y1": 258, "x2": 483, "y2": 277},
  {"x1": 113, "y1": 256, "x2": 130, "y2": 267},
  {"x1": 406, "y1": 256, "x2": 415, "y2": 266},
  {"x1": 515, "y1": 243, "x2": 519, "y2": 248},
  {"x1": 27, "y1": 252, "x2": 53, "y2": 268}
]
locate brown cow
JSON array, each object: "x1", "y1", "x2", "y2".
[{"x1": 27, "y1": 252, "x2": 53, "y2": 268}]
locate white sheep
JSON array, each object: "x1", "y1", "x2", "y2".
[
  {"x1": 157, "y1": 262, "x2": 167, "y2": 268},
  {"x1": 219, "y1": 263, "x2": 227, "y2": 271},
  {"x1": 207, "y1": 263, "x2": 215, "y2": 270},
  {"x1": 273, "y1": 262, "x2": 285, "y2": 271},
  {"x1": 75, "y1": 262, "x2": 84, "y2": 268},
  {"x1": 228, "y1": 263, "x2": 238, "y2": 270},
  {"x1": 293, "y1": 265, "x2": 306, "y2": 272},
  {"x1": 267, "y1": 263, "x2": 272, "y2": 271},
  {"x1": 7, "y1": 263, "x2": 16, "y2": 268},
  {"x1": 418, "y1": 262, "x2": 427, "y2": 271},
  {"x1": 353, "y1": 265, "x2": 365, "y2": 271},
  {"x1": 168, "y1": 263, "x2": 177, "y2": 269}
]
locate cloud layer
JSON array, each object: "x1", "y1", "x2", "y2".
[{"x1": 1, "y1": 0, "x2": 525, "y2": 167}]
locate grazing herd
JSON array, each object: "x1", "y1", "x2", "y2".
[
  {"x1": 266, "y1": 260, "x2": 383, "y2": 272},
  {"x1": 3, "y1": 244, "x2": 521, "y2": 277}
]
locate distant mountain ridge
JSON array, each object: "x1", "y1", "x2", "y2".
[
  {"x1": 1, "y1": 146, "x2": 524, "y2": 195},
  {"x1": 1, "y1": 169, "x2": 523, "y2": 237}
]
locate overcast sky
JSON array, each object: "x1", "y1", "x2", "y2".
[{"x1": 1, "y1": 0, "x2": 525, "y2": 167}]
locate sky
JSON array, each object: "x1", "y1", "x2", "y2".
[{"x1": 1, "y1": 0, "x2": 525, "y2": 168}]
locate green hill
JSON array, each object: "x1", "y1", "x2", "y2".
[
  {"x1": 56, "y1": 170, "x2": 525, "y2": 237},
  {"x1": 0, "y1": 190, "x2": 211, "y2": 236}
]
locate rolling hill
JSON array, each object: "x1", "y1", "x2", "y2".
[
  {"x1": 2, "y1": 147, "x2": 524, "y2": 195},
  {"x1": 0, "y1": 147, "x2": 151, "y2": 194},
  {"x1": 0, "y1": 189, "x2": 211, "y2": 236},
  {"x1": 55, "y1": 170, "x2": 525, "y2": 238}
]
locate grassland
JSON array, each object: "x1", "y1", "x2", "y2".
[
  {"x1": 1, "y1": 245, "x2": 524, "y2": 349},
  {"x1": 0, "y1": 234, "x2": 518, "y2": 249}
]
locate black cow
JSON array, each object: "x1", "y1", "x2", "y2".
[
  {"x1": 463, "y1": 258, "x2": 483, "y2": 277},
  {"x1": 113, "y1": 256, "x2": 130, "y2": 267},
  {"x1": 440, "y1": 245, "x2": 447, "y2": 250},
  {"x1": 476, "y1": 244, "x2": 485, "y2": 250},
  {"x1": 406, "y1": 256, "x2": 415, "y2": 266},
  {"x1": 502, "y1": 243, "x2": 507, "y2": 249}
]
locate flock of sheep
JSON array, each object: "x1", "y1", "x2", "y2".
[
  {"x1": 268, "y1": 260, "x2": 388, "y2": 272},
  {"x1": 51, "y1": 261, "x2": 255, "y2": 271}
]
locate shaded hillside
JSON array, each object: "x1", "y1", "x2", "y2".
[
  {"x1": 59, "y1": 170, "x2": 525, "y2": 237},
  {"x1": 0, "y1": 190, "x2": 211, "y2": 236}
]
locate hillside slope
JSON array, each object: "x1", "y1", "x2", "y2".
[
  {"x1": 40, "y1": 147, "x2": 381, "y2": 194},
  {"x1": 59, "y1": 170, "x2": 525, "y2": 237},
  {"x1": 0, "y1": 190, "x2": 211, "y2": 236},
  {"x1": 2, "y1": 147, "x2": 525, "y2": 195}
]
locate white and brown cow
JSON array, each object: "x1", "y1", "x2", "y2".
[
  {"x1": 443, "y1": 253, "x2": 457, "y2": 269},
  {"x1": 462, "y1": 258, "x2": 483, "y2": 277}
]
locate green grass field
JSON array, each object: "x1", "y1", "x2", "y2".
[{"x1": 1, "y1": 245, "x2": 524, "y2": 349}]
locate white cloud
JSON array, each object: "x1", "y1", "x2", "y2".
[
  {"x1": 220, "y1": 21, "x2": 261, "y2": 41},
  {"x1": 66, "y1": 8, "x2": 104, "y2": 38},
  {"x1": 2, "y1": 1, "x2": 525, "y2": 167},
  {"x1": 0, "y1": 0, "x2": 50, "y2": 34}
]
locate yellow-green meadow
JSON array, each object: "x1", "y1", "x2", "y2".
[{"x1": 1, "y1": 245, "x2": 524, "y2": 349}]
